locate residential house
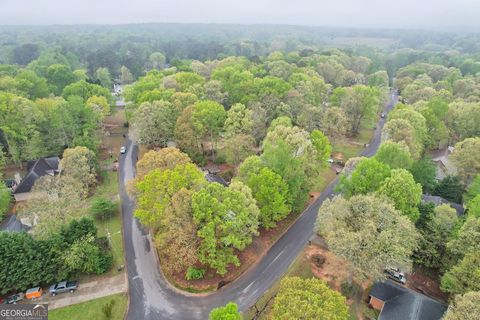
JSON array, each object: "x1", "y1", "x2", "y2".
[
  {"x1": 431, "y1": 147, "x2": 457, "y2": 181},
  {"x1": 422, "y1": 194, "x2": 465, "y2": 216},
  {"x1": 12, "y1": 157, "x2": 60, "y2": 202},
  {"x1": 205, "y1": 172, "x2": 229, "y2": 187},
  {"x1": 369, "y1": 281, "x2": 447, "y2": 320}
]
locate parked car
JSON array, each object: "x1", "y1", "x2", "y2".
[
  {"x1": 25, "y1": 287, "x2": 43, "y2": 299},
  {"x1": 380, "y1": 112, "x2": 385, "y2": 118},
  {"x1": 120, "y1": 146, "x2": 126, "y2": 154},
  {"x1": 49, "y1": 281, "x2": 78, "y2": 296},
  {"x1": 385, "y1": 267, "x2": 407, "y2": 284},
  {"x1": 4, "y1": 292, "x2": 24, "y2": 304}
]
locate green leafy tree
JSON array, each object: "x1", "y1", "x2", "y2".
[
  {"x1": 451, "y1": 137, "x2": 480, "y2": 184},
  {"x1": 410, "y1": 158, "x2": 437, "y2": 192},
  {"x1": 148, "y1": 52, "x2": 166, "y2": 71},
  {"x1": 375, "y1": 141, "x2": 413, "y2": 170},
  {"x1": 236, "y1": 155, "x2": 265, "y2": 183},
  {"x1": 63, "y1": 235, "x2": 112, "y2": 275},
  {"x1": 120, "y1": 65, "x2": 134, "y2": 84},
  {"x1": 90, "y1": 198, "x2": 117, "y2": 220},
  {"x1": 382, "y1": 118, "x2": 423, "y2": 160},
  {"x1": 446, "y1": 217, "x2": 480, "y2": 267},
  {"x1": 86, "y1": 95, "x2": 110, "y2": 117},
  {"x1": 192, "y1": 182, "x2": 259, "y2": 275},
  {"x1": 467, "y1": 195, "x2": 480, "y2": 218},
  {"x1": 338, "y1": 158, "x2": 391, "y2": 197},
  {"x1": 209, "y1": 302, "x2": 241, "y2": 320},
  {"x1": 95, "y1": 67, "x2": 113, "y2": 89},
  {"x1": 191, "y1": 100, "x2": 227, "y2": 161},
  {"x1": 465, "y1": 175, "x2": 480, "y2": 203},
  {"x1": 223, "y1": 103, "x2": 253, "y2": 137},
  {"x1": 0, "y1": 171, "x2": 10, "y2": 219},
  {"x1": 315, "y1": 194, "x2": 418, "y2": 281},
  {"x1": 222, "y1": 134, "x2": 256, "y2": 166},
  {"x1": 60, "y1": 146, "x2": 97, "y2": 196},
  {"x1": 414, "y1": 205, "x2": 458, "y2": 269},
  {"x1": 136, "y1": 148, "x2": 192, "y2": 180},
  {"x1": 245, "y1": 167, "x2": 291, "y2": 228},
  {"x1": 330, "y1": 85, "x2": 379, "y2": 136},
  {"x1": 131, "y1": 100, "x2": 179, "y2": 148},
  {"x1": 174, "y1": 106, "x2": 203, "y2": 160},
  {"x1": 262, "y1": 139, "x2": 308, "y2": 212},
  {"x1": 441, "y1": 251, "x2": 480, "y2": 295},
  {"x1": 154, "y1": 188, "x2": 199, "y2": 276},
  {"x1": 46, "y1": 64, "x2": 76, "y2": 95},
  {"x1": 378, "y1": 169, "x2": 422, "y2": 222},
  {"x1": 271, "y1": 277, "x2": 349, "y2": 320},
  {"x1": 443, "y1": 291, "x2": 480, "y2": 320},
  {"x1": 134, "y1": 163, "x2": 205, "y2": 228},
  {"x1": 310, "y1": 130, "x2": 332, "y2": 164},
  {"x1": 433, "y1": 176, "x2": 464, "y2": 204}
]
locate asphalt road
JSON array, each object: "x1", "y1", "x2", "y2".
[{"x1": 119, "y1": 92, "x2": 398, "y2": 319}]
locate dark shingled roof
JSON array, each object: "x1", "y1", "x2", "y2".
[
  {"x1": 0, "y1": 215, "x2": 30, "y2": 233},
  {"x1": 422, "y1": 194, "x2": 465, "y2": 216},
  {"x1": 13, "y1": 157, "x2": 60, "y2": 194},
  {"x1": 205, "y1": 173, "x2": 228, "y2": 187},
  {"x1": 370, "y1": 281, "x2": 447, "y2": 320}
]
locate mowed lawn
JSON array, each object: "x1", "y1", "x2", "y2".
[
  {"x1": 90, "y1": 170, "x2": 125, "y2": 271},
  {"x1": 48, "y1": 293, "x2": 127, "y2": 320}
]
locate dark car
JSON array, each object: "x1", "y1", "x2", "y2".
[
  {"x1": 49, "y1": 281, "x2": 78, "y2": 296},
  {"x1": 4, "y1": 293, "x2": 24, "y2": 304}
]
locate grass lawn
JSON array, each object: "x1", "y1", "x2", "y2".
[
  {"x1": 91, "y1": 170, "x2": 125, "y2": 273},
  {"x1": 312, "y1": 167, "x2": 337, "y2": 192},
  {"x1": 48, "y1": 293, "x2": 127, "y2": 320}
]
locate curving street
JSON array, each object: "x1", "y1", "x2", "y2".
[{"x1": 119, "y1": 92, "x2": 398, "y2": 319}]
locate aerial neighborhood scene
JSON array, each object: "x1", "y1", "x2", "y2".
[{"x1": 1, "y1": 1, "x2": 480, "y2": 319}]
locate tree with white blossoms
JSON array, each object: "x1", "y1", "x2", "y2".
[{"x1": 315, "y1": 194, "x2": 418, "y2": 282}]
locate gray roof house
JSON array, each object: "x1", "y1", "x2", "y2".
[
  {"x1": 12, "y1": 157, "x2": 60, "y2": 202},
  {"x1": 431, "y1": 147, "x2": 457, "y2": 181},
  {"x1": 205, "y1": 173, "x2": 229, "y2": 187},
  {"x1": 369, "y1": 281, "x2": 447, "y2": 320},
  {"x1": 422, "y1": 194, "x2": 465, "y2": 216}
]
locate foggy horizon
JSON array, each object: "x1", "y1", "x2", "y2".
[{"x1": 1, "y1": 0, "x2": 480, "y2": 31}]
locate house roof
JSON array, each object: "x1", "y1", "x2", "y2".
[
  {"x1": 0, "y1": 215, "x2": 30, "y2": 232},
  {"x1": 370, "y1": 281, "x2": 447, "y2": 320},
  {"x1": 205, "y1": 173, "x2": 228, "y2": 187},
  {"x1": 13, "y1": 157, "x2": 60, "y2": 194},
  {"x1": 422, "y1": 194, "x2": 465, "y2": 216}
]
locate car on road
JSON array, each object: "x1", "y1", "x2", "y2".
[
  {"x1": 3, "y1": 292, "x2": 24, "y2": 304},
  {"x1": 380, "y1": 112, "x2": 385, "y2": 118},
  {"x1": 49, "y1": 281, "x2": 78, "y2": 296},
  {"x1": 385, "y1": 267, "x2": 406, "y2": 284},
  {"x1": 120, "y1": 146, "x2": 126, "y2": 154}
]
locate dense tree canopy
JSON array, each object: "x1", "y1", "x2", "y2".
[
  {"x1": 316, "y1": 194, "x2": 418, "y2": 280},
  {"x1": 271, "y1": 277, "x2": 349, "y2": 320}
]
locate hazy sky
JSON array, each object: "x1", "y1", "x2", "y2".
[{"x1": 0, "y1": 0, "x2": 479, "y2": 29}]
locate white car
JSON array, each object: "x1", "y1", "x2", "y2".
[{"x1": 120, "y1": 146, "x2": 126, "y2": 154}]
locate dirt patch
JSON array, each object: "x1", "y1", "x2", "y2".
[{"x1": 407, "y1": 267, "x2": 449, "y2": 302}]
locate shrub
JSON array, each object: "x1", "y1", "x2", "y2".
[
  {"x1": 91, "y1": 198, "x2": 117, "y2": 220},
  {"x1": 185, "y1": 267, "x2": 205, "y2": 280},
  {"x1": 102, "y1": 299, "x2": 116, "y2": 319},
  {"x1": 340, "y1": 281, "x2": 360, "y2": 298}
]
